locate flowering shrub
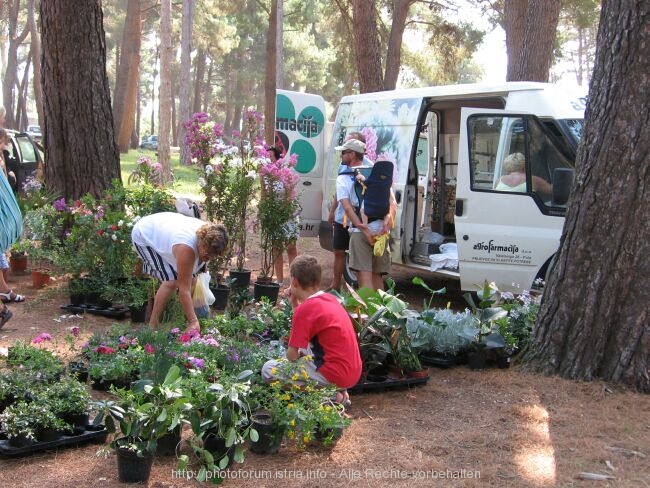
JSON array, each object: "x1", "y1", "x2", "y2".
[
  {"x1": 184, "y1": 110, "x2": 265, "y2": 279},
  {"x1": 254, "y1": 359, "x2": 349, "y2": 449},
  {"x1": 127, "y1": 155, "x2": 165, "y2": 186},
  {"x1": 257, "y1": 150, "x2": 301, "y2": 278}
]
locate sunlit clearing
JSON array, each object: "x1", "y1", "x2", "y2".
[{"x1": 515, "y1": 404, "x2": 556, "y2": 484}]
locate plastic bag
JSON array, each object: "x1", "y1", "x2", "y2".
[
  {"x1": 373, "y1": 233, "x2": 389, "y2": 257},
  {"x1": 192, "y1": 273, "x2": 215, "y2": 318}
]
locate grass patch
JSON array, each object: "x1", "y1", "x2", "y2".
[{"x1": 119, "y1": 149, "x2": 202, "y2": 200}]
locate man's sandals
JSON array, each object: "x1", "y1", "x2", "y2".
[{"x1": 0, "y1": 289, "x2": 25, "y2": 303}]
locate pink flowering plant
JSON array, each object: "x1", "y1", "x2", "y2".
[
  {"x1": 257, "y1": 150, "x2": 301, "y2": 279},
  {"x1": 184, "y1": 109, "x2": 265, "y2": 279},
  {"x1": 128, "y1": 155, "x2": 165, "y2": 186}
]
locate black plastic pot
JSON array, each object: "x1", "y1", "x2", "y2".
[
  {"x1": 116, "y1": 439, "x2": 154, "y2": 483},
  {"x1": 467, "y1": 350, "x2": 487, "y2": 370},
  {"x1": 128, "y1": 303, "x2": 147, "y2": 323},
  {"x1": 203, "y1": 433, "x2": 234, "y2": 468},
  {"x1": 249, "y1": 412, "x2": 284, "y2": 454},
  {"x1": 228, "y1": 269, "x2": 251, "y2": 289},
  {"x1": 156, "y1": 425, "x2": 181, "y2": 456},
  {"x1": 61, "y1": 412, "x2": 90, "y2": 436},
  {"x1": 253, "y1": 281, "x2": 280, "y2": 305},
  {"x1": 210, "y1": 284, "x2": 230, "y2": 310}
]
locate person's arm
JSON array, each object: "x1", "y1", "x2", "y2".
[
  {"x1": 172, "y1": 243, "x2": 199, "y2": 328},
  {"x1": 328, "y1": 193, "x2": 337, "y2": 225},
  {"x1": 532, "y1": 175, "x2": 552, "y2": 198},
  {"x1": 383, "y1": 188, "x2": 397, "y2": 235},
  {"x1": 286, "y1": 346, "x2": 300, "y2": 361}
]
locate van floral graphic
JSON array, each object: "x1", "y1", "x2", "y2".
[{"x1": 330, "y1": 97, "x2": 421, "y2": 185}]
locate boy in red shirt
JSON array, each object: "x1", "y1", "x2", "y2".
[{"x1": 261, "y1": 255, "x2": 361, "y2": 405}]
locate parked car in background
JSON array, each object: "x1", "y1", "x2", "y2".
[
  {"x1": 26, "y1": 125, "x2": 42, "y2": 142},
  {"x1": 3, "y1": 130, "x2": 44, "y2": 192},
  {"x1": 139, "y1": 134, "x2": 158, "y2": 150}
]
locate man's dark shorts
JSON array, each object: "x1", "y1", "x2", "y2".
[{"x1": 332, "y1": 222, "x2": 350, "y2": 251}]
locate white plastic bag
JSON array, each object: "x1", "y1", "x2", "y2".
[
  {"x1": 192, "y1": 273, "x2": 215, "y2": 318},
  {"x1": 193, "y1": 273, "x2": 215, "y2": 306}
]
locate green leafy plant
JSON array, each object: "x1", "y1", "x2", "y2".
[
  {"x1": 459, "y1": 281, "x2": 508, "y2": 351},
  {"x1": 0, "y1": 401, "x2": 66, "y2": 441},
  {"x1": 93, "y1": 364, "x2": 190, "y2": 456}
]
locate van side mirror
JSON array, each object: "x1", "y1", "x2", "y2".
[{"x1": 551, "y1": 168, "x2": 574, "y2": 206}]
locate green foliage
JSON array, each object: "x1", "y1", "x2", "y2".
[{"x1": 0, "y1": 400, "x2": 66, "y2": 441}]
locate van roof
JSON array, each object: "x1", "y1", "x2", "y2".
[{"x1": 339, "y1": 81, "x2": 586, "y2": 119}]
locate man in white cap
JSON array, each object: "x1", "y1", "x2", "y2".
[{"x1": 333, "y1": 139, "x2": 390, "y2": 289}]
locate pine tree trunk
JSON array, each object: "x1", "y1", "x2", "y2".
[
  {"x1": 384, "y1": 0, "x2": 412, "y2": 91},
  {"x1": 523, "y1": 1, "x2": 650, "y2": 392},
  {"x1": 177, "y1": 0, "x2": 195, "y2": 165},
  {"x1": 113, "y1": 0, "x2": 141, "y2": 154},
  {"x1": 40, "y1": 0, "x2": 120, "y2": 200},
  {"x1": 351, "y1": 0, "x2": 384, "y2": 93},
  {"x1": 158, "y1": 0, "x2": 172, "y2": 181}
]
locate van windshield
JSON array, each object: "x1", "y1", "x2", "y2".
[{"x1": 560, "y1": 119, "x2": 583, "y2": 146}]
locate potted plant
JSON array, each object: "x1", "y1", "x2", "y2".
[
  {"x1": 39, "y1": 377, "x2": 92, "y2": 435},
  {"x1": 102, "y1": 276, "x2": 156, "y2": 322},
  {"x1": 6, "y1": 340, "x2": 66, "y2": 382},
  {"x1": 459, "y1": 281, "x2": 508, "y2": 370},
  {"x1": 93, "y1": 364, "x2": 190, "y2": 483},
  {"x1": 0, "y1": 401, "x2": 67, "y2": 446},
  {"x1": 181, "y1": 371, "x2": 255, "y2": 480},
  {"x1": 255, "y1": 150, "x2": 300, "y2": 302},
  {"x1": 8, "y1": 239, "x2": 29, "y2": 274}
]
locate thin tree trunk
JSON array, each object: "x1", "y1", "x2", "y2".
[
  {"x1": 384, "y1": 0, "x2": 412, "y2": 90},
  {"x1": 523, "y1": 1, "x2": 650, "y2": 392},
  {"x1": 158, "y1": 0, "x2": 172, "y2": 181},
  {"x1": 192, "y1": 48, "x2": 206, "y2": 115},
  {"x1": 514, "y1": 0, "x2": 561, "y2": 81},
  {"x1": 2, "y1": 0, "x2": 29, "y2": 129},
  {"x1": 27, "y1": 0, "x2": 43, "y2": 129},
  {"x1": 177, "y1": 0, "x2": 194, "y2": 165},
  {"x1": 264, "y1": 0, "x2": 277, "y2": 144},
  {"x1": 504, "y1": 0, "x2": 527, "y2": 81},
  {"x1": 113, "y1": 0, "x2": 141, "y2": 153}
]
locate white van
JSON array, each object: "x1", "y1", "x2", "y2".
[{"x1": 276, "y1": 83, "x2": 586, "y2": 292}]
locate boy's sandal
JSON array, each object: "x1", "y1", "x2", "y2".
[
  {"x1": 0, "y1": 306, "x2": 12, "y2": 329},
  {"x1": 0, "y1": 289, "x2": 25, "y2": 303}
]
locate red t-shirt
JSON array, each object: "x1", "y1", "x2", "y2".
[{"x1": 288, "y1": 292, "x2": 362, "y2": 389}]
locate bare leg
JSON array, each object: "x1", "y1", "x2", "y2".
[
  {"x1": 149, "y1": 280, "x2": 177, "y2": 328},
  {"x1": 286, "y1": 241, "x2": 297, "y2": 265},
  {"x1": 357, "y1": 270, "x2": 374, "y2": 290},
  {"x1": 371, "y1": 272, "x2": 384, "y2": 291},
  {"x1": 330, "y1": 249, "x2": 346, "y2": 290},
  {"x1": 273, "y1": 248, "x2": 284, "y2": 282}
]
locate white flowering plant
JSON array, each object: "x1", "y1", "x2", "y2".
[{"x1": 185, "y1": 110, "x2": 265, "y2": 280}]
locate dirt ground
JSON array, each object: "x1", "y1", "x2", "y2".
[{"x1": 0, "y1": 237, "x2": 648, "y2": 487}]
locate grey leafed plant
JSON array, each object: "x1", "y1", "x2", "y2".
[{"x1": 422, "y1": 308, "x2": 475, "y2": 356}]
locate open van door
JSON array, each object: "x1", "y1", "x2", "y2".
[
  {"x1": 455, "y1": 108, "x2": 574, "y2": 291},
  {"x1": 275, "y1": 90, "x2": 326, "y2": 237}
]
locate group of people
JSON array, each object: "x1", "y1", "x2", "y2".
[
  {"x1": 133, "y1": 138, "x2": 387, "y2": 405},
  {"x1": 0, "y1": 106, "x2": 26, "y2": 329}
]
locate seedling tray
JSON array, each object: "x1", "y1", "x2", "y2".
[
  {"x1": 0, "y1": 424, "x2": 108, "y2": 457},
  {"x1": 61, "y1": 304, "x2": 129, "y2": 319},
  {"x1": 349, "y1": 375, "x2": 429, "y2": 395}
]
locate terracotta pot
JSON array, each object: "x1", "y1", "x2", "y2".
[
  {"x1": 9, "y1": 254, "x2": 28, "y2": 274},
  {"x1": 406, "y1": 368, "x2": 430, "y2": 379},
  {"x1": 31, "y1": 269, "x2": 52, "y2": 288}
]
